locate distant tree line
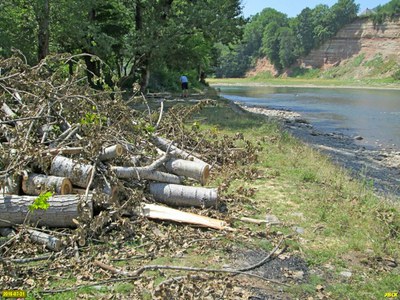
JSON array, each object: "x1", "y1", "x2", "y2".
[
  {"x1": 0, "y1": 0, "x2": 244, "y2": 91},
  {"x1": 215, "y1": 0, "x2": 361, "y2": 78}
]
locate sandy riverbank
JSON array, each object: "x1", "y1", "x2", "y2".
[{"x1": 234, "y1": 102, "x2": 400, "y2": 199}]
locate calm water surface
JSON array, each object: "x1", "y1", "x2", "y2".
[{"x1": 216, "y1": 85, "x2": 400, "y2": 150}]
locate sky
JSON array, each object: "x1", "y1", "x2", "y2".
[{"x1": 241, "y1": 0, "x2": 391, "y2": 18}]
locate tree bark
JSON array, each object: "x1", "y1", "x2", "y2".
[
  {"x1": 111, "y1": 166, "x2": 181, "y2": 184},
  {"x1": 50, "y1": 156, "x2": 93, "y2": 188},
  {"x1": 141, "y1": 203, "x2": 232, "y2": 231},
  {"x1": 35, "y1": 0, "x2": 50, "y2": 61},
  {"x1": 0, "y1": 194, "x2": 93, "y2": 228},
  {"x1": 149, "y1": 183, "x2": 218, "y2": 208},
  {"x1": 22, "y1": 173, "x2": 72, "y2": 195},
  {"x1": 98, "y1": 144, "x2": 124, "y2": 161},
  {"x1": 28, "y1": 229, "x2": 63, "y2": 251},
  {"x1": 165, "y1": 158, "x2": 210, "y2": 185}
]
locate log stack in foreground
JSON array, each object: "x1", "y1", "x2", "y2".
[{"x1": 0, "y1": 55, "x2": 228, "y2": 252}]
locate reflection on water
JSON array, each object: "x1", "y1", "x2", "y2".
[{"x1": 216, "y1": 85, "x2": 400, "y2": 149}]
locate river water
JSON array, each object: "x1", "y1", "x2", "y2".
[{"x1": 216, "y1": 85, "x2": 400, "y2": 151}]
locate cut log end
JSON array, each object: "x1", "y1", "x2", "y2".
[
  {"x1": 201, "y1": 164, "x2": 210, "y2": 185},
  {"x1": 115, "y1": 144, "x2": 124, "y2": 156},
  {"x1": 60, "y1": 178, "x2": 73, "y2": 195}
]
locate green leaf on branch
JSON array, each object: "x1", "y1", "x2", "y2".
[{"x1": 29, "y1": 191, "x2": 52, "y2": 212}]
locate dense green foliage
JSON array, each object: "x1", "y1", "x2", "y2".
[
  {"x1": 216, "y1": 0, "x2": 359, "y2": 77},
  {"x1": 0, "y1": 0, "x2": 244, "y2": 91},
  {"x1": 372, "y1": 0, "x2": 400, "y2": 24}
]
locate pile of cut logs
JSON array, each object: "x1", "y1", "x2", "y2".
[{"x1": 0, "y1": 55, "x2": 232, "y2": 252}]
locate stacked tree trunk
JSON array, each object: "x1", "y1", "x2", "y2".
[{"x1": 0, "y1": 138, "x2": 219, "y2": 230}]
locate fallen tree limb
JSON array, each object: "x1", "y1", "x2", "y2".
[
  {"x1": 42, "y1": 147, "x2": 84, "y2": 156},
  {"x1": 22, "y1": 173, "x2": 72, "y2": 195},
  {"x1": 50, "y1": 156, "x2": 93, "y2": 188},
  {"x1": 238, "y1": 236, "x2": 285, "y2": 272},
  {"x1": 165, "y1": 158, "x2": 210, "y2": 185},
  {"x1": 239, "y1": 217, "x2": 268, "y2": 225},
  {"x1": 141, "y1": 203, "x2": 232, "y2": 231},
  {"x1": 4, "y1": 253, "x2": 53, "y2": 264},
  {"x1": 94, "y1": 260, "x2": 132, "y2": 276},
  {"x1": 98, "y1": 144, "x2": 124, "y2": 161},
  {"x1": 149, "y1": 183, "x2": 217, "y2": 208},
  {"x1": 28, "y1": 229, "x2": 63, "y2": 251},
  {"x1": 0, "y1": 194, "x2": 93, "y2": 227},
  {"x1": 111, "y1": 166, "x2": 181, "y2": 184},
  {"x1": 0, "y1": 115, "x2": 56, "y2": 125},
  {"x1": 94, "y1": 260, "x2": 289, "y2": 286}
]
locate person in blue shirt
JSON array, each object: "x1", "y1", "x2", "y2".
[{"x1": 180, "y1": 75, "x2": 189, "y2": 98}]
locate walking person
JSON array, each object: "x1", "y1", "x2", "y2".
[{"x1": 180, "y1": 74, "x2": 189, "y2": 98}]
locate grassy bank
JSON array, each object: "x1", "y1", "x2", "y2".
[
  {"x1": 193, "y1": 98, "x2": 400, "y2": 299},
  {"x1": 208, "y1": 76, "x2": 400, "y2": 90}
]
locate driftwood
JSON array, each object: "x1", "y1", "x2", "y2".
[
  {"x1": 0, "y1": 194, "x2": 93, "y2": 227},
  {"x1": 149, "y1": 183, "x2": 218, "y2": 208},
  {"x1": 165, "y1": 158, "x2": 210, "y2": 185},
  {"x1": 28, "y1": 229, "x2": 63, "y2": 251},
  {"x1": 98, "y1": 144, "x2": 124, "y2": 161},
  {"x1": 50, "y1": 156, "x2": 93, "y2": 188},
  {"x1": 22, "y1": 173, "x2": 73, "y2": 195},
  {"x1": 141, "y1": 203, "x2": 233, "y2": 231},
  {"x1": 112, "y1": 166, "x2": 181, "y2": 184}
]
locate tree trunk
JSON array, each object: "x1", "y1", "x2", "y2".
[
  {"x1": 22, "y1": 173, "x2": 72, "y2": 195},
  {"x1": 99, "y1": 144, "x2": 124, "y2": 161},
  {"x1": 111, "y1": 166, "x2": 181, "y2": 184},
  {"x1": 139, "y1": 57, "x2": 150, "y2": 93},
  {"x1": 149, "y1": 183, "x2": 218, "y2": 208},
  {"x1": 165, "y1": 158, "x2": 210, "y2": 185},
  {"x1": 141, "y1": 203, "x2": 233, "y2": 231},
  {"x1": 50, "y1": 156, "x2": 93, "y2": 188},
  {"x1": 0, "y1": 194, "x2": 93, "y2": 228},
  {"x1": 28, "y1": 229, "x2": 62, "y2": 251},
  {"x1": 36, "y1": 0, "x2": 50, "y2": 61}
]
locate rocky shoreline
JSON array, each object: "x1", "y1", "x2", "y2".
[{"x1": 236, "y1": 102, "x2": 400, "y2": 200}]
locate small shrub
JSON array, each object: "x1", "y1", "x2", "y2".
[
  {"x1": 352, "y1": 53, "x2": 365, "y2": 67},
  {"x1": 392, "y1": 69, "x2": 400, "y2": 81}
]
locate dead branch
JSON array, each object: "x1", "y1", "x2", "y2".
[
  {"x1": 94, "y1": 260, "x2": 289, "y2": 286},
  {"x1": 238, "y1": 236, "x2": 285, "y2": 272}
]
